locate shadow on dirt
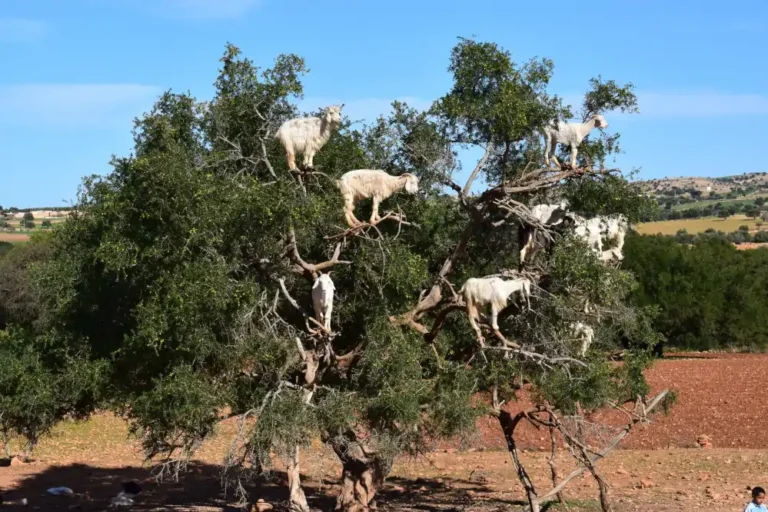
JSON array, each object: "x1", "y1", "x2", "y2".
[
  {"x1": 0, "y1": 461, "x2": 334, "y2": 511},
  {"x1": 0, "y1": 462, "x2": 542, "y2": 511}
]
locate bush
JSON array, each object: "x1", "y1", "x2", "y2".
[
  {"x1": 625, "y1": 233, "x2": 768, "y2": 351},
  {"x1": 41, "y1": 220, "x2": 52, "y2": 228},
  {"x1": 23, "y1": 212, "x2": 34, "y2": 221}
]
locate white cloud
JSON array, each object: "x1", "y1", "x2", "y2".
[
  {"x1": 0, "y1": 84, "x2": 161, "y2": 128},
  {"x1": 299, "y1": 96, "x2": 432, "y2": 125},
  {"x1": 0, "y1": 18, "x2": 47, "y2": 43},
  {"x1": 146, "y1": 0, "x2": 261, "y2": 19}
]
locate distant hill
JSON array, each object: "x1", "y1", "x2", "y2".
[{"x1": 638, "y1": 172, "x2": 768, "y2": 199}]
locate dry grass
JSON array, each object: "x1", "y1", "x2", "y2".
[{"x1": 635, "y1": 215, "x2": 765, "y2": 235}]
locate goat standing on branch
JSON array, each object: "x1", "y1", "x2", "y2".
[
  {"x1": 459, "y1": 276, "x2": 532, "y2": 343},
  {"x1": 570, "y1": 214, "x2": 605, "y2": 255},
  {"x1": 602, "y1": 214, "x2": 628, "y2": 253},
  {"x1": 519, "y1": 200, "x2": 570, "y2": 265},
  {"x1": 336, "y1": 169, "x2": 419, "y2": 227},
  {"x1": 311, "y1": 272, "x2": 335, "y2": 333},
  {"x1": 543, "y1": 114, "x2": 608, "y2": 169},
  {"x1": 275, "y1": 104, "x2": 343, "y2": 172}
]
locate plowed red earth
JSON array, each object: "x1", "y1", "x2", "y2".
[{"x1": 441, "y1": 352, "x2": 768, "y2": 452}]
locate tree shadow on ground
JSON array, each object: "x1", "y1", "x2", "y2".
[
  {"x1": 1, "y1": 462, "x2": 552, "y2": 511},
  {"x1": 0, "y1": 461, "x2": 335, "y2": 511}
]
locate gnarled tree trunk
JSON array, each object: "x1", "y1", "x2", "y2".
[{"x1": 328, "y1": 432, "x2": 389, "y2": 512}]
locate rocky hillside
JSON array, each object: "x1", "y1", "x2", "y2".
[{"x1": 639, "y1": 172, "x2": 768, "y2": 199}]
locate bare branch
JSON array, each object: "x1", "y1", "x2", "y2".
[
  {"x1": 276, "y1": 277, "x2": 327, "y2": 334},
  {"x1": 537, "y1": 390, "x2": 670, "y2": 503},
  {"x1": 288, "y1": 227, "x2": 352, "y2": 280},
  {"x1": 462, "y1": 141, "x2": 494, "y2": 196}
]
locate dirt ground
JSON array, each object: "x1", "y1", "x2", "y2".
[
  {"x1": 735, "y1": 242, "x2": 768, "y2": 250},
  {"x1": 2, "y1": 353, "x2": 768, "y2": 511},
  {"x1": 0, "y1": 233, "x2": 30, "y2": 243}
]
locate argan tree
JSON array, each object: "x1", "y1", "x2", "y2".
[{"x1": 1, "y1": 39, "x2": 669, "y2": 512}]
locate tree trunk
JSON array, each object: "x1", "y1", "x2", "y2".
[
  {"x1": 287, "y1": 445, "x2": 310, "y2": 512},
  {"x1": 335, "y1": 457, "x2": 385, "y2": 512},
  {"x1": 497, "y1": 411, "x2": 540, "y2": 512},
  {"x1": 328, "y1": 432, "x2": 389, "y2": 512}
]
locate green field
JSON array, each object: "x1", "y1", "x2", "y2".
[{"x1": 636, "y1": 214, "x2": 764, "y2": 235}]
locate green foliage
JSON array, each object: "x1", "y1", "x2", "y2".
[
  {"x1": 127, "y1": 365, "x2": 224, "y2": 459},
  {"x1": 574, "y1": 77, "x2": 638, "y2": 169},
  {"x1": 0, "y1": 328, "x2": 105, "y2": 454},
  {"x1": 0, "y1": 234, "x2": 53, "y2": 331},
  {"x1": 0, "y1": 241, "x2": 12, "y2": 259},
  {"x1": 564, "y1": 173, "x2": 656, "y2": 223},
  {"x1": 23, "y1": 212, "x2": 34, "y2": 221},
  {"x1": 625, "y1": 232, "x2": 768, "y2": 350},
  {"x1": 0, "y1": 40, "x2": 662, "y2": 503}
]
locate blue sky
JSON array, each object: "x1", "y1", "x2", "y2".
[{"x1": 1, "y1": 0, "x2": 767, "y2": 208}]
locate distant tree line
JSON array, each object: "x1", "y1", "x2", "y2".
[
  {"x1": 0, "y1": 206, "x2": 71, "y2": 214},
  {"x1": 643, "y1": 197, "x2": 768, "y2": 222},
  {"x1": 623, "y1": 232, "x2": 768, "y2": 352}
]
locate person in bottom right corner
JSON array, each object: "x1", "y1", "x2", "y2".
[{"x1": 746, "y1": 486, "x2": 768, "y2": 512}]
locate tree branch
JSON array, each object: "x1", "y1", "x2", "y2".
[
  {"x1": 536, "y1": 389, "x2": 669, "y2": 503},
  {"x1": 288, "y1": 227, "x2": 352, "y2": 280},
  {"x1": 462, "y1": 141, "x2": 494, "y2": 196}
]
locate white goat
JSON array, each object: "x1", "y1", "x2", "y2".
[
  {"x1": 519, "y1": 200, "x2": 570, "y2": 264},
  {"x1": 570, "y1": 214, "x2": 605, "y2": 255},
  {"x1": 336, "y1": 169, "x2": 419, "y2": 227},
  {"x1": 459, "y1": 276, "x2": 532, "y2": 340},
  {"x1": 569, "y1": 322, "x2": 595, "y2": 356},
  {"x1": 602, "y1": 214, "x2": 629, "y2": 253},
  {"x1": 600, "y1": 246, "x2": 624, "y2": 263},
  {"x1": 543, "y1": 114, "x2": 609, "y2": 168},
  {"x1": 275, "y1": 105, "x2": 343, "y2": 171},
  {"x1": 311, "y1": 272, "x2": 335, "y2": 332}
]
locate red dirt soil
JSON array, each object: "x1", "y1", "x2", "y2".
[
  {"x1": 1, "y1": 353, "x2": 767, "y2": 511},
  {"x1": 440, "y1": 352, "x2": 768, "y2": 452},
  {"x1": 0, "y1": 233, "x2": 30, "y2": 243}
]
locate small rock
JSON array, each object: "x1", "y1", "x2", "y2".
[
  {"x1": 639, "y1": 479, "x2": 655, "y2": 489},
  {"x1": 677, "y1": 490, "x2": 690, "y2": 496},
  {"x1": 390, "y1": 485, "x2": 405, "y2": 493},
  {"x1": 465, "y1": 490, "x2": 476, "y2": 499},
  {"x1": 707, "y1": 491, "x2": 721, "y2": 500},
  {"x1": 10, "y1": 456, "x2": 25, "y2": 467},
  {"x1": 616, "y1": 468, "x2": 629, "y2": 476},
  {"x1": 418, "y1": 486, "x2": 427, "y2": 492}
]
